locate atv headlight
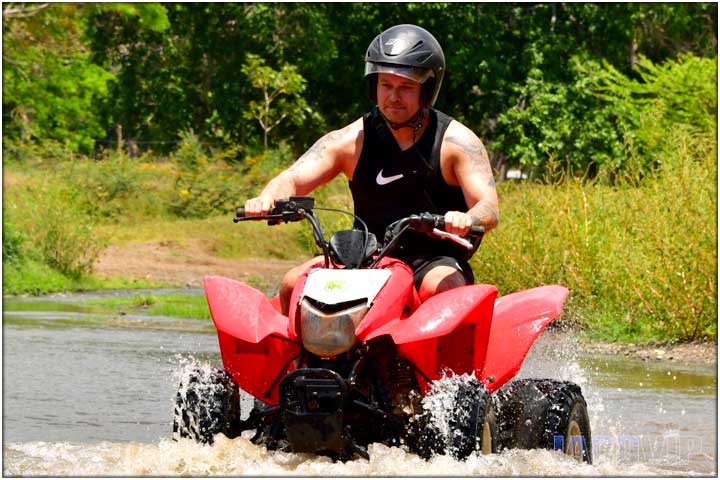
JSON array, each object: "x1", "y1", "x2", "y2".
[{"x1": 300, "y1": 298, "x2": 369, "y2": 356}]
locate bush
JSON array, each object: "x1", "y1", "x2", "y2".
[
  {"x1": 2, "y1": 221, "x2": 25, "y2": 265},
  {"x1": 5, "y1": 180, "x2": 105, "y2": 280},
  {"x1": 495, "y1": 56, "x2": 630, "y2": 180},
  {"x1": 70, "y1": 154, "x2": 149, "y2": 220},
  {"x1": 241, "y1": 142, "x2": 295, "y2": 192},
  {"x1": 40, "y1": 209, "x2": 102, "y2": 279},
  {"x1": 168, "y1": 130, "x2": 249, "y2": 218},
  {"x1": 495, "y1": 53, "x2": 718, "y2": 182},
  {"x1": 2, "y1": 137, "x2": 76, "y2": 166}
]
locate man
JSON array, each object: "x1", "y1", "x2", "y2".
[{"x1": 245, "y1": 24, "x2": 499, "y2": 315}]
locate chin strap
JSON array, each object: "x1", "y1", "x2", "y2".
[{"x1": 379, "y1": 108, "x2": 426, "y2": 132}]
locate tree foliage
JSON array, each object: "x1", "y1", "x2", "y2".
[
  {"x1": 241, "y1": 54, "x2": 316, "y2": 147},
  {"x1": 2, "y1": 2, "x2": 717, "y2": 174},
  {"x1": 2, "y1": 3, "x2": 169, "y2": 152}
]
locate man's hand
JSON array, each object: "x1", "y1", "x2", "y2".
[
  {"x1": 443, "y1": 210, "x2": 474, "y2": 236},
  {"x1": 244, "y1": 195, "x2": 275, "y2": 216}
]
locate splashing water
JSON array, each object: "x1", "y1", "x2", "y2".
[
  {"x1": 4, "y1": 435, "x2": 682, "y2": 476},
  {"x1": 3, "y1": 319, "x2": 715, "y2": 476}
]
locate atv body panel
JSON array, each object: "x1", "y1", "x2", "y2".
[
  {"x1": 205, "y1": 275, "x2": 301, "y2": 404},
  {"x1": 480, "y1": 285, "x2": 569, "y2": 390}
]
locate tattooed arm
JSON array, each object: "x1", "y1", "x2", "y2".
[
  {"x1": 440, "y1": 121, "x2": 499, "y2": 235},
  {"x1": 244, "y1": 119, "x2": 363, "y2": 216}
]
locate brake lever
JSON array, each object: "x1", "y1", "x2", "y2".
[
  {"x1": 233, "y1": 214, "x2": 284, "y2": 223},
  {"x1": 431, "y1": 228, "x2": 474, "y2": 250}
]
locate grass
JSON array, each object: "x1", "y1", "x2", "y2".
[
  {"x1": 95, "y1": 215, "x2": 310, "y2": 260},
  {"x1": 83, "y1": 293, "x2": 213, "y2": 320},
  {"x1": 2, "y1": 259, "x2": 168, "y2": 296},
  {"x1": 5, "y1": 292, "x2": 213, "y2": 322}
]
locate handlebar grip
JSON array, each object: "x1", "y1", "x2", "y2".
[
  {"x1": 233, "y1": 207, "x2": 247, "y2": 223},
  {"x1": 468, "y1": 225, "x2": 485, "y2": 236},
  {"x1": 431, "y1": 216, "x2": 485, "y2": 237}
]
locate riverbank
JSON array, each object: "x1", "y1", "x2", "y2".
[{"x1": 580, "y1": 339, "x2": 716, "y2": 366}]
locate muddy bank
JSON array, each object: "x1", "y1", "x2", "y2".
[
  {"x1": 94, "y1": 241, "x2": 299, "y2": 288},
  {"x1": 580, "y1": 339, "x2": 716, "y2": 366}
]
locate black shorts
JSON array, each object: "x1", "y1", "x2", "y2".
[{"x1": 402, "y1": 254, "x2": 475, "y2": 290}]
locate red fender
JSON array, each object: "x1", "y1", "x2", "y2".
[
  {"x1": 204, "y1": 276, "x2": 301, "y2": 404},
  {"x1": 365, "y1": 284, "x2": 498, "y2": 391},
  {"x1": 479, "y1": 285, "x2": 569, "y2": 392}
]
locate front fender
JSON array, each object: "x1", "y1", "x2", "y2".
[
  {"x1": 204, "y1": 275, "x2": 300, "y2": 404},
  {"x1": 365, "y1": 284, "x2": 498, "y2": 388},
  {"x1": 479, "y1": 285, "x2": 569, "y2": 391}
]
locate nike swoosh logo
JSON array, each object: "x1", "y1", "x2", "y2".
[{"x1": 376, "y1": 169, "x2": 404, "y2": 186}]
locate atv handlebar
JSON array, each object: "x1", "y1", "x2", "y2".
[
  {"x1": 235, "y1": 202, "x2": 484, "y2": 237},
  {"x1": 234, "y1": 197, "x2": 484, "y2": 268}
]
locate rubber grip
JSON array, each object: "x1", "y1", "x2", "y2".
[{"x1": 434, "y1": 217, "x2": 484, "y2": 237}]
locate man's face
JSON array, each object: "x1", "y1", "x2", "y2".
[{"x1": 376, "y1": 73, "x2": 422, "y2": 124}]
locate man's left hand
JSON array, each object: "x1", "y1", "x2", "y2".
[{"x1": 443, "y1": 210, "x2": 473, "y2": 236}]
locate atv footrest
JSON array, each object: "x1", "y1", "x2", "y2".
[{"x1": 279, "y1": 368, "x2": 348, "y2": 454}]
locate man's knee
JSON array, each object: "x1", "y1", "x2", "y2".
[
  {"x1": 281, "y1": 264, "x2": 304, "y2": 292},
  {"x1": 418, "y1": 266, "x2": 468, "y2": 301},
  {"x1": 279, "y1": 256, "x2": 324, "y2": 314}
]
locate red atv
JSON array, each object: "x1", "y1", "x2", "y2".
[{"x1": 173, "y1": 196, "x2": 592, "y2": 463}]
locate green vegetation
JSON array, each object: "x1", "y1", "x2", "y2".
[
  {"x1": 480, "y1": 52, "x2": 717, "y2": 342},
  {"x1": 2, "y1": 258, "x2": 165, "y2": 296},
  {"x1": 82, "y1": 294, "x2": 212, "y2": 320},
  {"x1": 3, "y1": 293, "x2": 216, "y2": 334},
  {"x1": 2, "y1": 4, "x2": 716, "y2": 344},
  {"x1": 479, "y1": 128, "x2": 716, "y2": 342}
]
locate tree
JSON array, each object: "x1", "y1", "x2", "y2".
[
  {"x1": 2, "y1": 3, "x2": 169, "y2": 153},
  {"x1": 241, "y1": 54, "x2": 314, "y2": 148}
]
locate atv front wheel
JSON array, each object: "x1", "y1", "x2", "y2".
[
  {"x1": 413, "y1": 376, "x2": 498, "y2": 460},
  {"x1": 172, "y1": 366, "x2": 241, "y2": 444},
  {"x1": 495, "y1": 379, "x2": 592, "y2": 463}
]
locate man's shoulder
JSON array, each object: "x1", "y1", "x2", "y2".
[
  {"x1": 322, "y1": 117, "x2": 365, "y2": 170},
  {"x1": 442, "y1": 118, "x2": 482, "y2": 147},
  {"x1": 330, "y1": 117, "x2": 365, "y2": 146},
  {"x1": 438, "y1": 117, "x2": 488, "y2": 173}
]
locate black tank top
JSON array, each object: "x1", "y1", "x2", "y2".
[{"x1": 349, "y1": 106, "x2": 474, "y2": 261}]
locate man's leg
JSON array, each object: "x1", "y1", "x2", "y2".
[
  {"x1": 417, "y1": 265, "x2": 469, "y2": 302},
  {"x1": 279, "y1": 255, "x2": 325, "y2": 315}
]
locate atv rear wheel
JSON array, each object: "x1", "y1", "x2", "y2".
[
  {"x1": 413, "y1": 376, "x2": 498, "y2": 460},
  {"x1": 495, "y1": 379, "x2": 592, "y2": 463},
  {"x1": 172, "y1": 366, "x2": 241, "y2": 444}
]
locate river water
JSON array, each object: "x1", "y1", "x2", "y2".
[{"x1": 2, "y1": 292, "x2": 717, "y2": 476}]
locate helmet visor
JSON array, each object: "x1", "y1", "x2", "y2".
[{"x1": 364, "y1": 62, "x2": 434, "y2": 84}]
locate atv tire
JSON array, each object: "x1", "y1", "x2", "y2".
[
  {"x1": 412, "y1": 376, "x2": 498, "y2": 460},
  {"x1": 495, "y1": 379, "x2": 592, "y2": 463},
  {"x1": 173, "y1": 366, "x2": 241, "y2": 444}
]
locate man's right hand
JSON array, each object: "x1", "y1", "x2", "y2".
[{"x1": 244, "y1": 195, "x2": 275, "y2": 216}]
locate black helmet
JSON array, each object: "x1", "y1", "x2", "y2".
[{"x1": 364, "y1": 24, "x2": 445, "y2": 108}]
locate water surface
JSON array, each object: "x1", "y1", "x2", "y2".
[{"x1": 3, "y1": 294, "x2": 716, "y2": 476}]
